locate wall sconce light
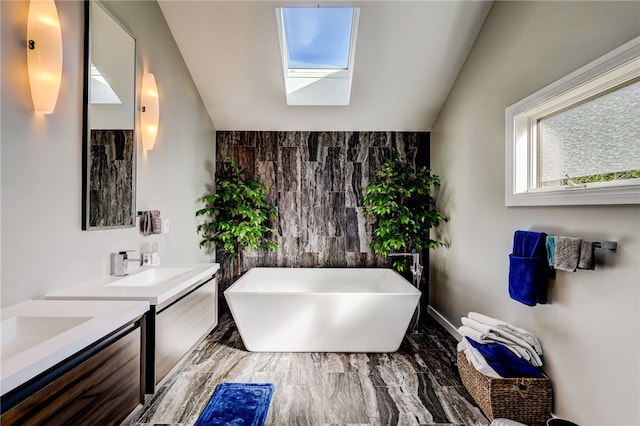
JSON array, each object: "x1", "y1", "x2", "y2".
[
  {"x1": 141, "y1": 73, "x2": 159, "y2": 150},
  {"x1": 26, "y1": 0, "x2": 63, "y2": 114}
]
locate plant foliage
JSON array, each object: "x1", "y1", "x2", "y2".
[
  {"x1": 363, "y1": 153, "x2": 448, "y2": 271},
  {"x1": 196, "y1": 160, "x2": 279, "y2": 258}
]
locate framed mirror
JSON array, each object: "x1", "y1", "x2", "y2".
[{"x1": 82, "y1": 0, "x2": 136, "y2": 230}]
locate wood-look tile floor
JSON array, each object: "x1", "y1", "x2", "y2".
[{"x1": 131, "y1": 313, "x2": 489, "y2": 426}]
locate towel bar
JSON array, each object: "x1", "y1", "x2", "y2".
[{"x1": 594, "y1": 241, "x2": 617, "y2": 250}]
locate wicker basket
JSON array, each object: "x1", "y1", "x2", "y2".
[{"x1": 457, "y1": 352, "x2": 552, "y2": 426}]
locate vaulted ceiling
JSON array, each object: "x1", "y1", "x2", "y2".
[{"x1": 158, "y1": 1, "x2": 492, "y2": 131}]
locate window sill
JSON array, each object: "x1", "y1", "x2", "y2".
[{"x1": 505, "y1": 183, "x2": 640, "y2": 206}]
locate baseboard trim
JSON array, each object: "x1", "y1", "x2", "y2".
[{"x1": 427, "y1": 305, "x2": 461, "y2": 341}]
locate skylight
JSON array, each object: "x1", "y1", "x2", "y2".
[
  {"x1": 282, "y1": 7, "x2": 354, "y2": 70},
  {"x1": 276, "y1": 7, "x2": 360, "y2": 106},
  {"x1": 90, "y1": 63, "x2": 122, "y2": 104}
]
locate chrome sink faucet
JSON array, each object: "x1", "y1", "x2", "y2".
[{"x1": 111, "y1": 250, "x2": 141, "y2": 276}]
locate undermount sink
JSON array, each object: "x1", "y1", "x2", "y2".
[
  {"x1": 1, "y1": 316, "x2": 93, "y2": 361},
  {"x1": 105, "y1": 267, "x2": 193, "y2": 287}
]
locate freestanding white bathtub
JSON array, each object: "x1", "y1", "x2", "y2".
[{"x1": 224, "y1": 268, "x2": 421, "y2": 352}]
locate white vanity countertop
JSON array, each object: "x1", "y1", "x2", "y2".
[
  {"x1": 45, "y1": 263, "x2": 220, "y2": 306},
  {"x1": 1, "y1": 299, "x2": 149, "y2": 396}
]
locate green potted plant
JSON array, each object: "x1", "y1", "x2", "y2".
[
  {"x1": 196, "y1": 160, "x2": 279, "y2": 273},
  {"x1": 363, "y1": 152, "x2": 448, "y2": 272}
]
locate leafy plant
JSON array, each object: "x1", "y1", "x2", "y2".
[
  {"x1": 568, "y1": 169, "x2": 640, "y2": 184},
  {"x1": 196, "y1": 160, "x2": 279, "y2": 259},
  {"x1": 363, "y1": 153, "x2": 448, "y2": 271}
]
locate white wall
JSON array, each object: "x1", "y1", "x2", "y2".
[
  {"x1": 430, "y1": 2, "x2": 640, "y2": 425},
  {"x1": 1, "y1": 1, "x2": 215, "y2": 307}
]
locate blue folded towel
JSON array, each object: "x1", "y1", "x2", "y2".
[
  {"x1": 508, "y1": 255, "x2": 547, "y2": 306},
  {"x1": 466, "y1": 337, "x2": 544, "y2": 378},
  {"x1": 509, "y1": 230, "x2": 549, "y2": 306}
]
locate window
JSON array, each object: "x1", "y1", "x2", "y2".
[
  {"x1": 537, "y1": 79, "x2": 639, "y2": 189},
  {"x1": 282, "y1": 7, "x2": 354, "y2": 70},
  {"x1": 505, "y1": 36, "x2": 640, "y2": 206},
  {"x1": 275, "y1": 7, "x2": 360, "y2": 106}
]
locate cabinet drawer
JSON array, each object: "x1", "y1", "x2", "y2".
[
  {"x1": 155, "y1": 277, "x2": 217, "y2": 383},
  {"x1": 1, "y1": 326, "x2": 142, "y2": 426}
]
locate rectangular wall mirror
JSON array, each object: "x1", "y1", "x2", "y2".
[{"x1": 82, "y1": 0, "x2": 137, "y2": 230}]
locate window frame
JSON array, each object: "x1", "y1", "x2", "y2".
[
  {"x1": 275, "y1": 7, "x2": 360, "y2": 106},
  {"x1": 505, "y1": 36, "x2": 640, "y2": 206}
]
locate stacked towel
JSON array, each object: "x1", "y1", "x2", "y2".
[
  {"x1": 469, "y1": 312, "x2": 543, "y2": 355},
  {"x1": 509, "y1": 230, "x2": 550, "y2": 306},
  {"x1": 457, "y1": 312, "x2": 544, "y2": 378},
  {"x1": 461, "y1": 317, "x2": 542, "y2": 366},
  {"x1": 466, "y1": 338, "x2": 544, "y2": 378}
]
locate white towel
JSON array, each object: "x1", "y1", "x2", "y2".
[
  {"x1": 468, "y1": 312, "x2": 543, "y2": 355},
  {"x1": 463, "y1": 317, "x2": 537, "y2": 358},
  {"x1": 457, "y1": 325, "x2": 525, "y2": 360},
  {"x1": 457, "y1": 338, "x2": 502, "y2": 378},
  {"x1": 457, "y1": 325, "x2": 486, "y2": 343},
  {"x1": 490, "y1": 419, "x2": 528, "y2": 426},
  {"x1": 461, "y1": 317, "x2": 543, "y2": 367},
  {"x1": 484, "y1": 331, "x2": 537, "y2": 364}
]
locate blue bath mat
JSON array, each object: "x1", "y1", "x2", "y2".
[{"x1": 195, "y1": 382, "x2": 274, "y2": 426}]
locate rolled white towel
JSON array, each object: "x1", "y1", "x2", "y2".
[{"x1": 469, "y1": 311, "x2": 543, "y2": 355}]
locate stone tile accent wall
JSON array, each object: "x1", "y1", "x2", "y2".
[
  {"x1": 215, "y1": 131, "x2": 429, "y2": 290},
  {"x1": 88, "y1": 129, "x2": 135, "y2": 228}
]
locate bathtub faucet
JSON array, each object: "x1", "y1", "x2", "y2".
[
  {"x1": 389, "y1": 251, "x2": 423, "y2": 335},
  {"x1": 388, "y1": 252, "x2": 422, "y2": 285}
]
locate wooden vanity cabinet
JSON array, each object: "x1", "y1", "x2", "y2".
[
  {"x1": 144, "y1": 274, "x2": 218, "y2": 392},
  {"x1": 0, "y1": 316, "x2": 146, "y2": 426}
]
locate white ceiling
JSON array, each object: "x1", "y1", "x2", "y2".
[{"x1": 158, "y1": 1, "x2": 492, "y2": 131}]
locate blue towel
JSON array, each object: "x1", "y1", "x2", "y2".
[
  {"x1": 509, "y1": 230, "x2": 549, "y2": 306},
  {"x1": 508, "y1": 255, "x2": 547, "y2": 306},
  {"x1": 513, "y1": 230, "x2": 547, "y2": 258},
  {"x1": 466, "y1": 338, "x2": 544, "y2": 378}
]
